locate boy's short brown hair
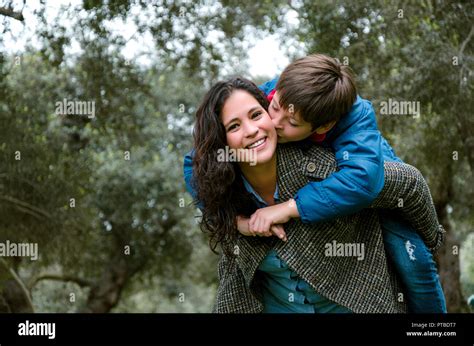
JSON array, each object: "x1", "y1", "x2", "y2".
[{"x1": 277, "y1": 54, "x2": 357, "y2": 130}]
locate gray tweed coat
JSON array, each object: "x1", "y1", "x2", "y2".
[{"x1": 212, "y1": 143, "x2": 445, "y2": 313}]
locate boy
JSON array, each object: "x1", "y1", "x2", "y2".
[{"x1": 247, "y1": 54, "x2": 446, "y2": 313}]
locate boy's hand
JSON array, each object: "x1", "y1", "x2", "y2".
[
  {"x1": 248, "y1": 199, "x2": 299, "y2": 236},
  {"x1": 237, "y1": 215, "x2": 287, "y2": 241}
]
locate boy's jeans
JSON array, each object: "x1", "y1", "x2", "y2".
[{"x1": 380, "y1": 212, "x2": 447, "y2": 313}]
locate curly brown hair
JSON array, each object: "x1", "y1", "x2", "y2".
[{"x1": 192, "y1": 77, "x2": 270, "y2": 258}]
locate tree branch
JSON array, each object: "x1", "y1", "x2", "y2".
[
  {"x1": 287, "y1": 0, "x2": 298, "y2": 13},
  {"x1": 459, "y1": 25, "x2": 474, "y2": 91},
  {"x1": 0, "y1": 257, "x2": 34, "y2": 312},
  {"x1": 0, "y1": 195, "x2": 52, "y2": 220},
  {"x1": 459, "y1": 25, "x2": 474, "y2": 58},
  {"x1": 29, "y1": 274, "x2": 92, "y2": 290},
  {"x1": 0, "y1": 6, "x2": 24, "y2": 21}
]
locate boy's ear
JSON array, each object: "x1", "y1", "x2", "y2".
[{"x1": 314, "y1": 120, "x2": 337, "y2": 134}]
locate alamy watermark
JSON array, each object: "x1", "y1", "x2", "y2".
[
  {"x1": 55, "y1": 98, "x2": 95, "y2": 119},
  {"x1": 324, "y1": 240, "x2": 365, "y2": 261},
  {"x1": 18, "y1": 320, "x2": 55, "y2": 339},
  {"x1": 0, "y1": 240, "x2": 38, "y2": 261},
  {"x1": 380, "y1": 98, "x2": 420, "y2": 118},
  {"x1": 217, "y1": 146, "x2": 257, "y2": 166}
]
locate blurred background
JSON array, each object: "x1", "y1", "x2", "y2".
[{"x1": 0, "y1": 0, "x2": 472, "y2": 313}]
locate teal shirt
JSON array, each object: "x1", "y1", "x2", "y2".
[{"x1": 242, "y1": 175, "x2": 351, "y2": 313}]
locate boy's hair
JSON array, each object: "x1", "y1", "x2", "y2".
[{"x1": 276, "y1": 54, "x2": 357, "y2": 130}]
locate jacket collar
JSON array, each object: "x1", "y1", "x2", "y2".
[{"x1": 277, "y1": 142, "x2": 337, "y2": 200}]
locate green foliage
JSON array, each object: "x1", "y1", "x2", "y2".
[
  {"x1": 461, "y1": 234, "x2": 474, "y2": 300},
  {"x1": 0, "y1": 0, "x2": 472, "y2": 312},
  {"x1": 0, "y1": 0, "x2": 278, "y2": 312}
]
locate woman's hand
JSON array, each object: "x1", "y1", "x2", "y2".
[
  {"x1": 237, "y1": 215, "x2": 287, "y2": 241},
  {"x1": 248, "y1": 199, "x2": 299, "y2": 236}
]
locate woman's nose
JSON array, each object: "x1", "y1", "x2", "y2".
[{"x1": 243, "y1": 121, "x2": 258, "y2": 137}]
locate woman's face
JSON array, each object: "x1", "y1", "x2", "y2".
[{"x1": 221, "y1": 90, "x2": 277, "y2": 166}]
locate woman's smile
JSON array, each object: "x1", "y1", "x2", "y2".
[{"x1": 246, "y1": 136, "x2": 267, "y2": 150}]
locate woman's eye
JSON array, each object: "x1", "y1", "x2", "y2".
[
  {"x1": 228, "y1": 124, "x2": 238, "y2": 131},
  {"x1": 251, "y1": 111, "x2": 262, "y2": 119}
]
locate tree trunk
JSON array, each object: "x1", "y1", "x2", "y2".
[
  {"x1": 434, "y1": 203, "x2": 468, "y2": 312},
  {"x1": 0, "y1": 280, "x2": 34, "y2": 312},
  {"x1": 0, "y1": 258, "x2": 34, "y2": 313},
  {"x1": 80, "y1": 256, "x2": 130, "y2": 313}
]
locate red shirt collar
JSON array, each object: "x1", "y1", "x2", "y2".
[
  {"x1": 267, "y1": 89, "x2": 276, "y2": 102},
  {"x1": 309, "y1": 132, "x2": 326, "y2": 143}
]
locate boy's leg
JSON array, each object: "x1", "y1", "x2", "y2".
[{"x1": 379, "y1": 212, "x2": 447, "y2": 313}]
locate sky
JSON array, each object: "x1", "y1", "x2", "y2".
[
  {"x1": 248, "y1": 35, "x2": 289, "y2": 77},
  {"x1": 1, "y1": 0, "x2": 292, "y2": 78}
]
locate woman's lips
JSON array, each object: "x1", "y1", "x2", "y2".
[{"x1": 246, "y1": 137, "x2": 267, "y2": 151}]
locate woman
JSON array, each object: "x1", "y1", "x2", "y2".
[{"x1": 185, "y1": 77, "x2": 444, "y2": 313}]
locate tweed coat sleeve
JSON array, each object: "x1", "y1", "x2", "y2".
[
  {"x1": 371, "y1": 162, "x2": 445, "y2": 252},
  {"x1": 212, "y1": 253, "x2": 263, "y2": 313}
]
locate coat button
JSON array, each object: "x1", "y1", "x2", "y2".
[{"x1": 306, "y1": 162, "x2": 317, "y2": 173}]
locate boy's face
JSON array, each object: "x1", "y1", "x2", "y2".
[{"x1": 268, "y1": 91, "x2": 314, "y2": 143}]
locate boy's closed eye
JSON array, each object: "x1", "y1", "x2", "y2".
[
  {"x1": 289, "y1": 118, "x2": 300, "y2": 127},
  {"x1": 271, "y1": 99, "x2": 300, "y2": 127}
]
